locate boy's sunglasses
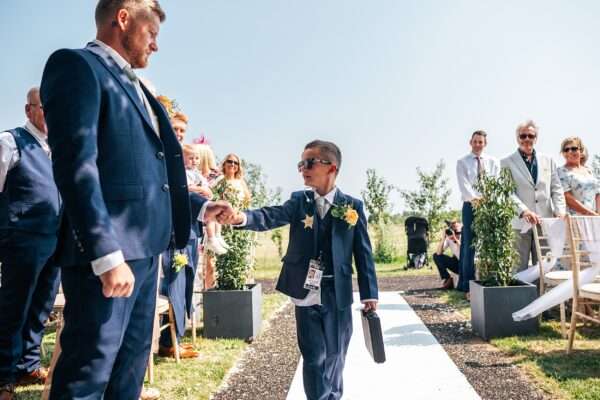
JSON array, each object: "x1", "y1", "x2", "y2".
[{"x1": 297, "y1": 158, "x2": 332, "y2": 172}]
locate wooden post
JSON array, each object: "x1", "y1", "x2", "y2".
[{"x1": 566, "y1": 215, "x2": 580, "y2": 353}]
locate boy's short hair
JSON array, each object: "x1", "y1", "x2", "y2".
[{"x1": 304, "y1": 140, "x2": 342, "y2": 175}]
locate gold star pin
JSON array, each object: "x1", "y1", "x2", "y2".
[{"x1": 302, "y1": 214, "x2": 314, "y2": 229}]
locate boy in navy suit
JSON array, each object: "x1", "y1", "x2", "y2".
[{"x1": 230, "y1": 140, "x2": 378, "y2": 400}]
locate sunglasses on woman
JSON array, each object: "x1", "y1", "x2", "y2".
[
  {"x1": 297, "y1": 158, "x2": 332, "y2": 172},
  {"x1": 563, "y1": 146, "x2": 580, "y2": 153},
  {"x1": 225, "y1": 159, "x2": 239, "y2": 166}
]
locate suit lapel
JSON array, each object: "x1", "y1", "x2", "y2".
[
  {"x1": 512, "y1": 151, "x2": 534, "y2": 186},
  {"x1": 85, "y1": 47, "x2": 156, "y2": 135}
]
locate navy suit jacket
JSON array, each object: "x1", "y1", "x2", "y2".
[
  {"x1": 244, "y1": 189, "x2": 378, "y2": 309},
  {"x1": 40, "y1": 46, "x2": 201, "y2": 266}
]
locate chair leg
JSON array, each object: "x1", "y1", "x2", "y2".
[
  {"x1": 168, "y1": 305, "x2": 180, "y2": 363},
  {"x1": 567, "y1": 299, "x2": 579, "y2": 354},
  {"x1": 42, "y1": 320, "x2": 63, "y2": 400},
  {"x1": 147, "y1": 351, "x2": 154, "y2": 385},
  {"x1": 191, "y1": 309, "x2": 197, "y2": 346},
  {"x1": 560, "y1": 302, "x2": 567, "y2": 339}
]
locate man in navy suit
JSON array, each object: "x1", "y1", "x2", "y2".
[
  {"x1": 40, "y1": 1, "x2": 233, "y2": 398},
  {"x1": 0, "y1": 87, "x2": 61, "y2": 400},
  {"x1": 230, "y1": 140, "x2": 379, "y2": 400}
]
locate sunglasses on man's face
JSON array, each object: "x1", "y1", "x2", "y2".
[
  {"x1": 225, "y1": 159, "x2": 239, "y2": 166},
  {"x1": 519, "y1": 134, "x2": 537, "y2": 140},
  {"x1": 297, "y1": 158, "x2": 332, "y2": 172},
  {"x1": 563, "y1": 146, "x2": 580, "y2": 153}
]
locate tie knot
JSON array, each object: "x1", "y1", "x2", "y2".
[{"x1": 123, "y1": 66, "x2": 138, "y2": 83}]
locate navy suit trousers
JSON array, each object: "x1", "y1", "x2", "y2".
[
  {"x1": 457, "y1": 202, "x2": 476, "y2": 292},
  {"x1": 50, "y1": 257, "x2": 158, "y2": 400},
  {"x1": 0, "y1": 231, "x2": 60, "y2": 385},
  {"x1": 295, "y1": 280, "x2": 352, "y2": 400}
]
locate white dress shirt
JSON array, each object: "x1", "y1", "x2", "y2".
[
  {"x1": 0, "y1": 121, "x2": 50, "y2": 192},
  {"x1": 456, "y1": 152, "x2": 500, "y2": 202}
]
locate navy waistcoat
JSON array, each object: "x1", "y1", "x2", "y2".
[
  {"x1": 316, "y1": 211, "x2": 334, "y2": 276},
  {"x1": 0, "y1": 127, "x2": 60, "y2": 234}
]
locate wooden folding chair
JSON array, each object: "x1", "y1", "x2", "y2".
[
  {"x1": 566, "y1": 215, "x2": 600, "y2": 353},
  {"x1": 41, "y1": 293, "x2": 66, "y2": 400}
]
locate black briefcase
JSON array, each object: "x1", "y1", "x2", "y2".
[{"x1": 361, "y1": 310, "x2": 386, "y2": 363}]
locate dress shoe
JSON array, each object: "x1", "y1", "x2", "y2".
[
  {"x1": 158, "y1": 345, "x2": 200, "y2": 359},
  {"x1": 0, "y1": 384, "x2": 15, "y2": 400},
  {"x1": 441, "y1": 278, "x2": 454, "y2": 290},
  {"x1": 16, "y1": 367, "x2": 48, "y2": 385},
  {"x1": 140, "y1": 387, "x2": 160, "y2": 400}
]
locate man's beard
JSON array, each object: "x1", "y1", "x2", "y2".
[{"x1": 122, "y1": 30, "x2": 147, "y2": 68}]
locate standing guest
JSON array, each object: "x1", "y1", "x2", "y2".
[
  {"x1": 0, "y1": 87, "x2": 61, "y2": 400},
  {"x1": 433, "y1": 221, "x2": 462, "y2": 290},
  {"x1": 219, "y1": 153, "x2": 252, "y2": 207},
  {"x1": 557, "y1": 137, "x2": 600, "y2": 216},
  {"x1": 40, "y1": 1, "x2": 233, "y2": 398},
  {"x1": 455, "y1": 130, "x2": 499, "y2": 294},
  {"x1": 501, "y1": 120, "x2": 566, "y2": 272},
  {"x1": 230, "y1": 140, "x2": 378, "y2": 400},
  {"x1": 156, "y1": 95, "x2": 188, "y2": 143}
]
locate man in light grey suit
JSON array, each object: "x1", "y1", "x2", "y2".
[{"x1": 501, "y1": 120, "x2": 566, "y2": 271}]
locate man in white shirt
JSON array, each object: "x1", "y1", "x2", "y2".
[
  {"x1": 0, "y1": 88, "x2": 61, "y2": 399},
  {"x1": 456, "y1": 130, "x2": 500, "y2": 294}
]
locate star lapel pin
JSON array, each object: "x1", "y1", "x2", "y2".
[{"x1": 302, "y1": 214, "x2": 314, "y2": 229}]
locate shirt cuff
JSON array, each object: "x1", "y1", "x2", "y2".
[
  {"x1": 361, "y1": 299, "x2": 378, "y2": 303},
  {"x1": 91, "y1": 250, "x2": 125, "y2": 276},
  {"x1": 197, "y1": 200, "x2": 212, "y2": 222},
  {"x1": 232, "y1": 212, "x2": 247, "y2": 227}
]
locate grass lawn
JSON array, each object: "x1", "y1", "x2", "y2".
[{"x1": 17, "y1": 292, "x2": 287, "y2": 400}]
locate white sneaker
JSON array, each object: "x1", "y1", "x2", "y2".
[
  {"x1": 206, "y1": 237, "x2": 228, "y2": 255},
  {"x1": 216, "y1": 236, "x2": 230, "y2": 249}
]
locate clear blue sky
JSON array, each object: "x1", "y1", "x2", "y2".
[{"x1": 3, "y1": 0, "x2": 600, "y2": 211}]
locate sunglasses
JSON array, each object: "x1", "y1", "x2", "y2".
[
  {"x1": 519, "y1": 133, "x2": 536, "y2": 140},
  {"x1": 563, "y1": 146, "x2": 580, "y2": 153},
  {"x1": 297, "y1": 158, "x2": 332, "y2": 171},
  {"x1": 225, "y1": 159, "x2": 239, "y2": 166}
]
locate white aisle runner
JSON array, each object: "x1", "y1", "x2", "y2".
[{"x1": 287, "y1": 291, "x2": 480, "y2": 400}]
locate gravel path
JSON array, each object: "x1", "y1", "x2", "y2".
[{"x1": 213, "y1": 275, "x2": 551, "y2": 400}]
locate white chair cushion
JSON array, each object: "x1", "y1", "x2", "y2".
[
  {"x1": 545, "y1": 271, "x2": 572, "y2": 282},
  {"x1": 580, "y1": 283, "x2": 600, "y2": 299}
]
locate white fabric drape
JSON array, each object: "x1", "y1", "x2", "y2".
[{"x1": 513, "y1": 217, "x2": 600, "y2": 322}]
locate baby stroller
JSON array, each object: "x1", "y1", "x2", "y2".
[{"x1": 404, "y1": 216, "x2": 429, "y2": 269}]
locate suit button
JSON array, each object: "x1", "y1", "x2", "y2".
[
  {"x1": 162, "y1": 184, "x2": 170, "y2": 192},
  {"x1": 156, "y1": 151, "x2": 165, "y2": 160}
]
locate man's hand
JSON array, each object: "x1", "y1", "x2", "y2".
[
  {"x1": 471, "y1": 197, "x2": 482, "y2": 207},
  {"x1": 204, "y1": 201, "x2": 236, "y2": 224},
  {"x1": 228, "y1": 211, "x2": 246, "y2": 226},
  {"x1": 99, "y1": 263, "x2": 135, "y2": 298},
  {"x1": 521, "y1": 209, "x2": 541, "y2": 225},
  {"x1": 363, "y1": 301, "x2": 378, "y2": 312}
]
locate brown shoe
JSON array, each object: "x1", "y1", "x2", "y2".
[
  {"x1": 158, "y1": 345, "x2": 200, "y2": 359},
  {"x1": 441, "y1": 278, "x2": 454, "y2": 290},
  {"x1": 16, "y1": 367, "x2": 48, "y2": 386},
  {"x1": 0, "y1": 384, "x2": 15, "y2": 400}
]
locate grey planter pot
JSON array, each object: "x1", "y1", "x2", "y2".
[
  {"x1": 470, "y1": 280, "x2": 539, "y2": 340},
  {"x1": 203, "y1": 283, "x2": 262, "y2": 340}
]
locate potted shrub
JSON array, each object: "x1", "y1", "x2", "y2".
[
  {"x1": 202, "y1": 181, "x2": 262, "y2": 340},
  {"x1": 470, "y1": 169, "x2": 539, "y2": 340}
]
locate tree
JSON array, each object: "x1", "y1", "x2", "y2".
[
  {"x1": 361, "y1": 169, "x2": 398, "y2": 263},
  {"x1": 400, "y1": 160, "x2": 451, "y2": 236},
  {"x1": 592, "y1": 154, "x2": 600, "y2": 180},
  {"x1": 361, "y1": 169, "x2": 395, "y2": 225}
]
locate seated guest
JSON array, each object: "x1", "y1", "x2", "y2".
[
  {"x1": 501, "y1": 120, "x2": 566, "y2": 272},
  {"x1": 433, "y1": 221, "x2": 462, "y2": 290},
  {"x1": 557, "y1": 137, "x2": 600, "y2": 216},
  {"x1": 0, "y1": 87, "x2": 61, "y2": 399}
]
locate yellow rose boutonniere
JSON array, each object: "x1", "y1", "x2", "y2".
[
  {"x1": 331, "y1": 203, "x2": 358, "y2": 228},
  {"x1": 172, "y1": 251, "x2": 189, "y2": 273}
]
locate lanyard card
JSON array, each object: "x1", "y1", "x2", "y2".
[{"x1": 304, "y1": 258, "x2": 324, "y2": 291}]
